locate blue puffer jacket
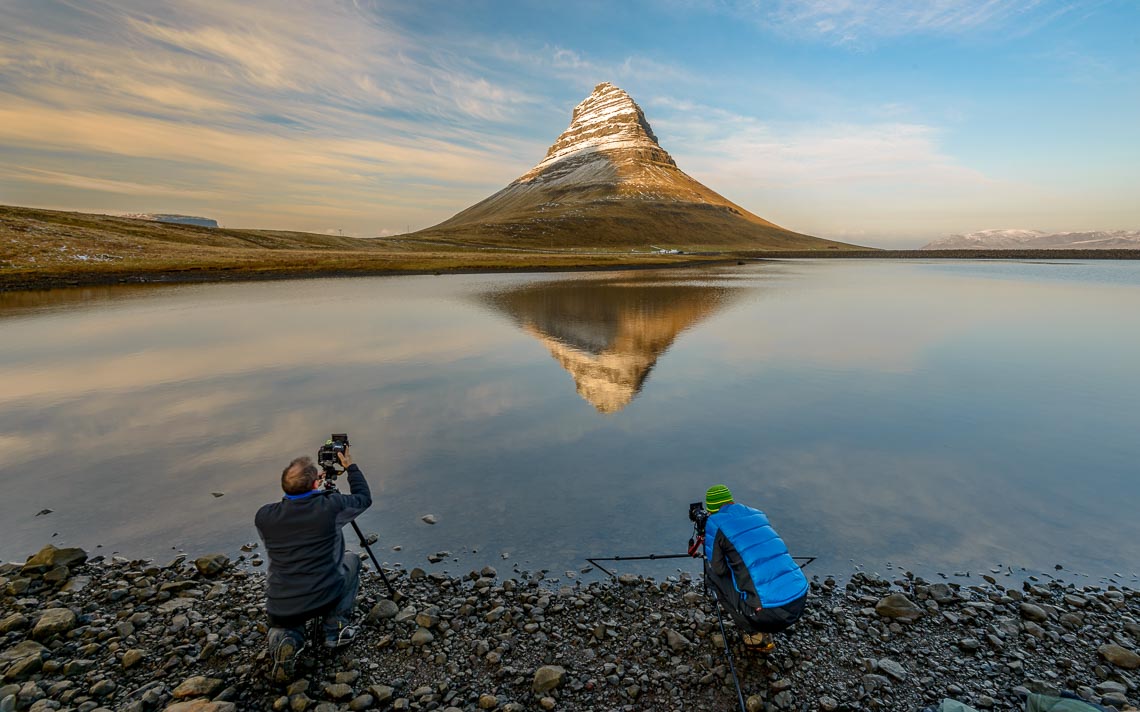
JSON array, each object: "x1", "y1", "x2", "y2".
[{"x1": 704, "y1": 503, "x2": 807, "y2": 609}]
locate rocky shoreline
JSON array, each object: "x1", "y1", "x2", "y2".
[{"x1": 2, "y1": 545, "x2": 1138, "y2": 712}]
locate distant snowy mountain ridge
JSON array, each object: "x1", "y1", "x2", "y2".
[{"x1": 923, "y1": 229, "x2": 1140, "y2": 250}]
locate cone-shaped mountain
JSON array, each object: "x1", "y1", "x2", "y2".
[{"x1": 412, "y1": 82, "x2": 856, "y2": 250}]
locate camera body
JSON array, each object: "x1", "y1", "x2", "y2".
[
  {"x1": 688, "y1": 501, "x2": 708, "y2": 536},
  {"x1": 317, "y1": 433, "x2": 350, "y2": 476}
]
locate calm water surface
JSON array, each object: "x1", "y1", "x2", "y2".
[{"x1": 2, "y1": 260, "x2": 1138, "y2": 585}]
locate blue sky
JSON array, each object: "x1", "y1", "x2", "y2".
[{"x1": 0, "y1": 0, "x2": 1136, "y2": 247}]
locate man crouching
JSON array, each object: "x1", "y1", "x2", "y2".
[{"x1": 255, "y1": 447, "x2": 371, "y2": 681}]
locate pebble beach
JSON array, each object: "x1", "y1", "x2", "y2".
[{"x1": 2, "y1": 544, "x2": 1139, "y2": 712}]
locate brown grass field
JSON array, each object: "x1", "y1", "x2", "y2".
[{"x1": 2, "y1": 205, "x2": 1135, "y2": 292}]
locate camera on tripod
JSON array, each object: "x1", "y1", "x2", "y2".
[
  {"x1": 688, "y1": 501, "x2": 708, "y2": 536},
  {"x1": 318, "y1": 433, "x2": 349, "y2": 478}
]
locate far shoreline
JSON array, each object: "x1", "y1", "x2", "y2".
[{"x1": 3, "y1": 249, "x2": 1139, "y2": 294}]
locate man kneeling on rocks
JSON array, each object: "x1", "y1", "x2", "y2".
[
  {"x1": 255, "y1": 446, "x2": 371, "y2": 681},
  {"x1": 697, "y1": 484, "x2": 808, "y2": 653}
]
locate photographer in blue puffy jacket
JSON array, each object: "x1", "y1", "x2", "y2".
[{"x1": 697, "y1": 484, "x2": 808, "y2": 652}]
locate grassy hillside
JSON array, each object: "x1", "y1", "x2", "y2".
[{"x1": 0, "y1": 205, "x2": 727, "y2": 291}]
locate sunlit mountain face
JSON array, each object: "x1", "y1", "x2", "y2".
[{"x1": 480, "y1": 274, "x2": 741, "y2": 413}]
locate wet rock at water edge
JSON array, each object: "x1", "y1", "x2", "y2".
[
  {"x1": 194, "y1": 553, "x2": 230, "y2": 577},
  {"x1": 875, "y1": 593, "x2": 923, "y2": 621},
  {"x1": 421, "y1": 514, "x2": 437, "y2": 525}
]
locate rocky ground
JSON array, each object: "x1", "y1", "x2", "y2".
[{"x1": 2, "y1": 545, "x2": 1138, "y2": 712}]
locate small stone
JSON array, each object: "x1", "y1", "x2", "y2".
[
  {"x1": 746, "y1": 694, "x2": 764, "y2": 712},
  {"x1": 122, "y1": 649, "x2": 145, "y2": 669},
  {"x1": 1019, "y1": 603, "x2": 1048, "y2": 622},
  {"x1": 539, "y1": 697, "x2": 556, "y2": 710},
  {"x1": 32, "y1": 608, "x2": 76, "y2": 640},
  {"x1": 172, "y1": 676, "x2": 225, "y2": 699},
  {"x1": 480, "y1": 566, "x2": 497, "y2": 578},
  {"x1": 367, "y1": 600, "x2": 399, "y2": 622},
  {"x1": 819, "y1": 695, "x2": 839, "y2": 711},
  {"x1": 163, "y1": 703, "x2": 238, "y2": 712},
  {"x1": 874, "y1": 593, "x2": 922, "y2": 621},
  {"x1": 324, "y1": 684, "x2": 353, "y2": 701},
  {"x1": 211, "y1": 492, "x2": 224, "y2": 497},
  {"x1": 368, "y1": 686, "x2": 394, "y2": 704},
  {"x1": 194, "y1": 554, "x2": 229, "y2": 577},
  {"x1": 348, "y1": 695, "x2": 373, "y2": 711},
  {"x1": 478, "y1": 694, "x2": 497, "y2": 709},
  {"x1": 876, "y1": 658, "x2": 906, "y2": 681},
  {"x1": 1098, "y1": 643, "x2": 1140, "y2": 669},
  {"x1": 532, "y1": 665, "x2": 566, "y2": 693},
  {"x1": 421, "y1": 514, "x2": 437, "y2": 525},
  {"x1": 0, "y1": 615, "x2": 27, "y2": 634},
  {"x1": 410, "y1": 628, "x2": 434, "y2": 646},
  {"x1": 664, "y1": 628, "x2": 691, "y2": 651}
]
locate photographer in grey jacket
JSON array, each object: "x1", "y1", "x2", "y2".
[{"x1": 255, "y1": 446, "x2": 371, "y2": 681}]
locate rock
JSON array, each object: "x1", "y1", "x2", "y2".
[
  {"x1": 478, "y1": 694, "x2": 497, "y2": 709},
  {"x1": 368, "y1": 686, "x2": 394, "y2": 704},
  {"x1": 22, "y1": 545, "x2": 87, "y2": 574},
  {"x1": 539, "y1": 697, "x2": 556, "y2": 710},
  {"x1": 480, "y1": 566, "x2": 497, "y2": 578},
  {"x1": 0, "y1": 615, "x2": 27, "y2": 634},
  {"x1": 324, "y1": 684, "x2": 353, "y2": 701},
  {"x1": 122, "y1": 649, "x2": 146, "y2": 669},
  {"x1": 1019, "y1": 603, "x2": 1049, "y2": 622},
  {"x1": 367, "y1": 600, "x2": 399, "y2": 622},
  {"x1": 819, "y1": 695, "x2": 839, "y2": 711},
  {"x1": 876, "y1": 658, "x2": 907, "y2": 681},
  {"x1": 746, "y1": 694, "x2": 764, "y2": 712},
  {"x1": 664, "y1": 628, "x2": 692, "y2": 651},
  {"x1": 163, "y1": 703, "x2": 237, "y2": 712},
  {"x1": 928, "y1": 583, "x2": 956, "y2": 604},
  {"x1": 194, "y1": 554, "x2": 229, "y2": 577},
  {"x1": 410, "y1": 628, "x2": 434, "y2": 646},
  {"x1": 171, "y1": 676, "x2": 225, "y2": 699},
  {"x1": 348, "y1": 695, "x2": 373, "y2": 711},
  {"x1": 532, "y1": 665, "x2": 566, "y2": 693},
  {"x1": 32, "y1": 608, "x2": 76, "y2": 639},
  {"x1": 875, "y1": 593, "x2": 923, "y2": 621},
  {"x1": 618, "y1": 573, "x2": 638, "y2": 585},
  {"x1": 1098, "y1": 643, "x2": 1140, "y2": 669},
  {"x1": 421, "y1": 514, "x2": 437, "y2": 525}
]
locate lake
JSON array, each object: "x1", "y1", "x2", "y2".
[{"x1": 2, "y1": 259, "x2": 1138, "y2": 586}]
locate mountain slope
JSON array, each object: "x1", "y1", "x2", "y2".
[{"x1": 410, "y1": 83, "x2": 858, "y2": 251}]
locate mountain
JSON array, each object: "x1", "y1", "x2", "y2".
[
  {"x1": 410, "y1": 82, "x2": 857, "y2": 250},
  {"x1": 922, "y1": 228, "x2": 1140, "y2": 250},
  {"x1": 481, "y1": 274, "x2": 738, "y2": 413}
]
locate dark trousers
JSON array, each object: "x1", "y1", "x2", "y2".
[
  {"x1": 268, "y1": 552, "x2": 361, "y2": 645},
  {"x1": 706, "y1": 561, "x2": 807, "y2": 634}
]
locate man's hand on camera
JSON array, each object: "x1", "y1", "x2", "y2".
[{"x1": 338, "y1": 448, "x2": 353, "y2": 469}]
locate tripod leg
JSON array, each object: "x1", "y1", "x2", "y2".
[{"x1": 349, "y1": 520, "x2": 397, "y2": 598}]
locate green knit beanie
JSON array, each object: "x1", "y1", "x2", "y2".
[{"x1": 705, "y1": 484, "x2": 734, "y2": 513}]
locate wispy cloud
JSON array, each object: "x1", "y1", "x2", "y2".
[
  {"x1": 717, "y1": 0, "x2": 1076, "y2": 44},
  {"x1": 0, "y1": 0, "x2": 548, "y2": 232}
]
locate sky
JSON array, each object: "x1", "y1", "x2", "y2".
[{"x1": 0, "y1": 0, "x2": 1137, "y2": 248}]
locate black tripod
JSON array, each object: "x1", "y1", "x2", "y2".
[
  {"x1": 323, "y1": 475, "x2": 398, "y2": 598},
  {"x1": 349, "y1": 520, "x2": 398, "y2": 598}
]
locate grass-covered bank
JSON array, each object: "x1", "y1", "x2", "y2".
[{"x1": 2, "y1": 544, "x2": 1138, "y2": 712}]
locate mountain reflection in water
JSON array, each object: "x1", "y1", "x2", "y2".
[{"x1": 480, "y1": 275, "x2": 742, "y2": 413}]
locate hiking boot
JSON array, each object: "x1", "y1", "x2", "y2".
[
  {"x1": 743, "y1": 632, "x2": 775, "y2": 654},
  {"x1": 324, "y1": 622, "x2": 359, "y2": 649},
  {"x1": 268, "y1": 635, "x2": 305, "y2": 683}
]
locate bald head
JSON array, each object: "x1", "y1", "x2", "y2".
[{"x1": 282, "y1": 456, "x2": 319, "y2": 495}]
